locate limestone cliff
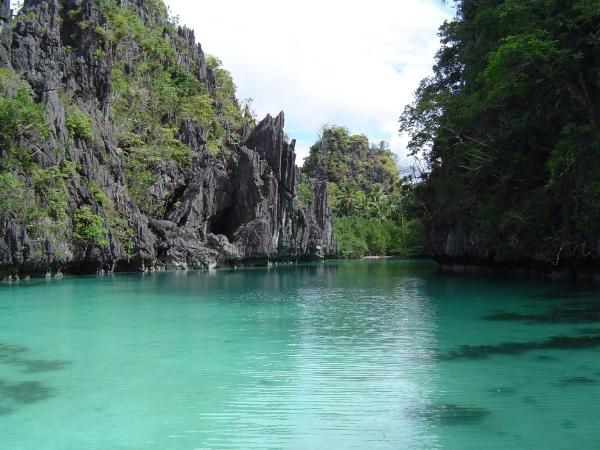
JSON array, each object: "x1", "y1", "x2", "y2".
[{"x1": 0, "y1": 0, "x2": 336, "y2": 277}]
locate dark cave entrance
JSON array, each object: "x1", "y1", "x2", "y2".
[{"x1": 208, "y1": 206, "x2": 240, "y2": 241}]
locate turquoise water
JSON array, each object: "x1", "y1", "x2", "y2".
[{"x1": 1, "y1": 260, "x2": 600, "y2": 449}]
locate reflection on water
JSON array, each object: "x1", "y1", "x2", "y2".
[{"x1": 0, "y1": 260, "x2": 599, "y2": 449}]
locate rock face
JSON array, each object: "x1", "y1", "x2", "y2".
[
  {"x1": 0, "y1": 0, "x2": 10, "y2": 66},
  {"x1": 430, "y1": 216, "x2": 600, "y2": 279},
  {"x1": 0, "y1": 0, "x2": 336, "y2": 277}
]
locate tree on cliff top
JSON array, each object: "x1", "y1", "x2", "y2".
[{"x1": 304, "y1": 126, "x2": 399, "y2": 192}]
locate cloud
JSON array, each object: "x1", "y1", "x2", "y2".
[{"x1": 176, "y1": 1, "x2": 451, "y2": 166}]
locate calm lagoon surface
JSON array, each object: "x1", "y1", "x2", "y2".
[{"x1": 1, "y1": 260, "x2": 600, "y2": 449}]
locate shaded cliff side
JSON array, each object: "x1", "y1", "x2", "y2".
[
  {"x1": 400, "y1": 0, "x2": 600, "y2": 280},
  {"x1": 0, "y1": 0, "x2": 335, "y2": 278}
]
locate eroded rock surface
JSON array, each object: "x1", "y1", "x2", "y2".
[{"x1": 0, "y1": 0, "x2": 335, "y2": 277}]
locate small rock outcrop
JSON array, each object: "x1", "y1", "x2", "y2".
[{"x1": 0, "y1": 0, "x2": 335, "y2": 278}]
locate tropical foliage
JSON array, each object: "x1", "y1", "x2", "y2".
[
  {"x1": 73, "y1": 206, "x2": 108, "y2": 247},
  {"x1": 334, "y1": 216, "x2": 425, "y2": 258},
  {"x1": 65, "y1": 107, "x2": 93, "y2": 141},
  {"x1": 96, "y1": 0, "x2": 243, "y2": 214},
  {"x1": 0, "y1": 68, "x2": 75, "y2": 241},
  {"x1": 303, "y1": 126, "x2": 425, "y2": 257},
  {"x1": 304, "y1": 126, "x2": 399, "y2": 190},
  {"x1": 400, "y1": 0, "x2": 600, "y2": 262},
  {"x1": 1, "y1": 0, "x2": 247, "y2": 255}
]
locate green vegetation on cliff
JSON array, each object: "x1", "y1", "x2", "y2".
[
  {"x1": 0, "y1": 0, "x2": 335, "y2": 275},
  {"x1": 0, "y1": 0, "x2": 248, "y2": 256},
  {"x1": 73, "y1": 206, "x2": 108, "y2": 248},
  {"x1": 94, "y1": 0, "x2": 242, "y2": 214},
  {"x1": 304, "y1": 126, "x2": 398, "y2": 190},
  {"x1": 303, "y1": 126, "x2": 425, "y2": 257},
  {"x1": 333, "y1": 216, "x2": 425, "y2": 258},
  {"x1": 401, "y1": 0, "x2": 600, "y2": 264},
  {"x1": 0, "y1": 67, "x2": 75, "y2": 243}
]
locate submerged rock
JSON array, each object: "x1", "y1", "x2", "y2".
[
  {"x1": 441, "y1": 334, "x2": 600, "y2": 360},
  {"x1": 0, "y1": 344, "x2": 28, "y2": 361},
  {"x1": 522, "y1": 396, "x2": 540, "y2": 406},
  {"x1": 484, "y1": 303, "x2": 600, "y2": 324},
  {"x1": 417, "y1": 403, "x2": 491, "y2": 425},
  {"x1": 19, "y1": 359, "x2": 71, "y2": 374},
  {"x1": 2, "y1": 381, "x2": 54, "y2": 404},
  {"x1": 576, "y1": 328, "x2": 600, "y2": 335},
  {"x1": 557, "y1": 376, "x2": 598, "y2": 387},
  {"x1": 0, "y1": 343, "x2": 70, "y2": 373}
]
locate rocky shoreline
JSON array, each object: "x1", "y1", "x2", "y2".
[{"x1": 436, "y1": 257, "x2": 600, "y2": 283}]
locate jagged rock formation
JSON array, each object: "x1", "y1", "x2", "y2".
[{"x1": 0, "y1": 0, "x2": 335, "y2": 277}]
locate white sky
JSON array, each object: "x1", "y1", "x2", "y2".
[
  {"x1": 11, "y1": 0, "x2": 453, "y2": 166},
  {"x1": 164, "y1": 0, "x2": 454, "y2": 166}
]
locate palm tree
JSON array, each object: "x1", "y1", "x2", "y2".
[
  {"x1": 368, "y1": 196, "x2": 392, "y2": 220},
  {"x1": 336, "y1": 184, "x2": 361, "y2": 216},
  {"x1": 353, "y1": 190, "x2": 368, "y2": 217},
  {"x1": 367, "y1": 185, "x2": 390, "y2": 219}
]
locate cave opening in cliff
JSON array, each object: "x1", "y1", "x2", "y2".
[{"x1": 208, "y1": 207, "x2": 240, "y2": 241}]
